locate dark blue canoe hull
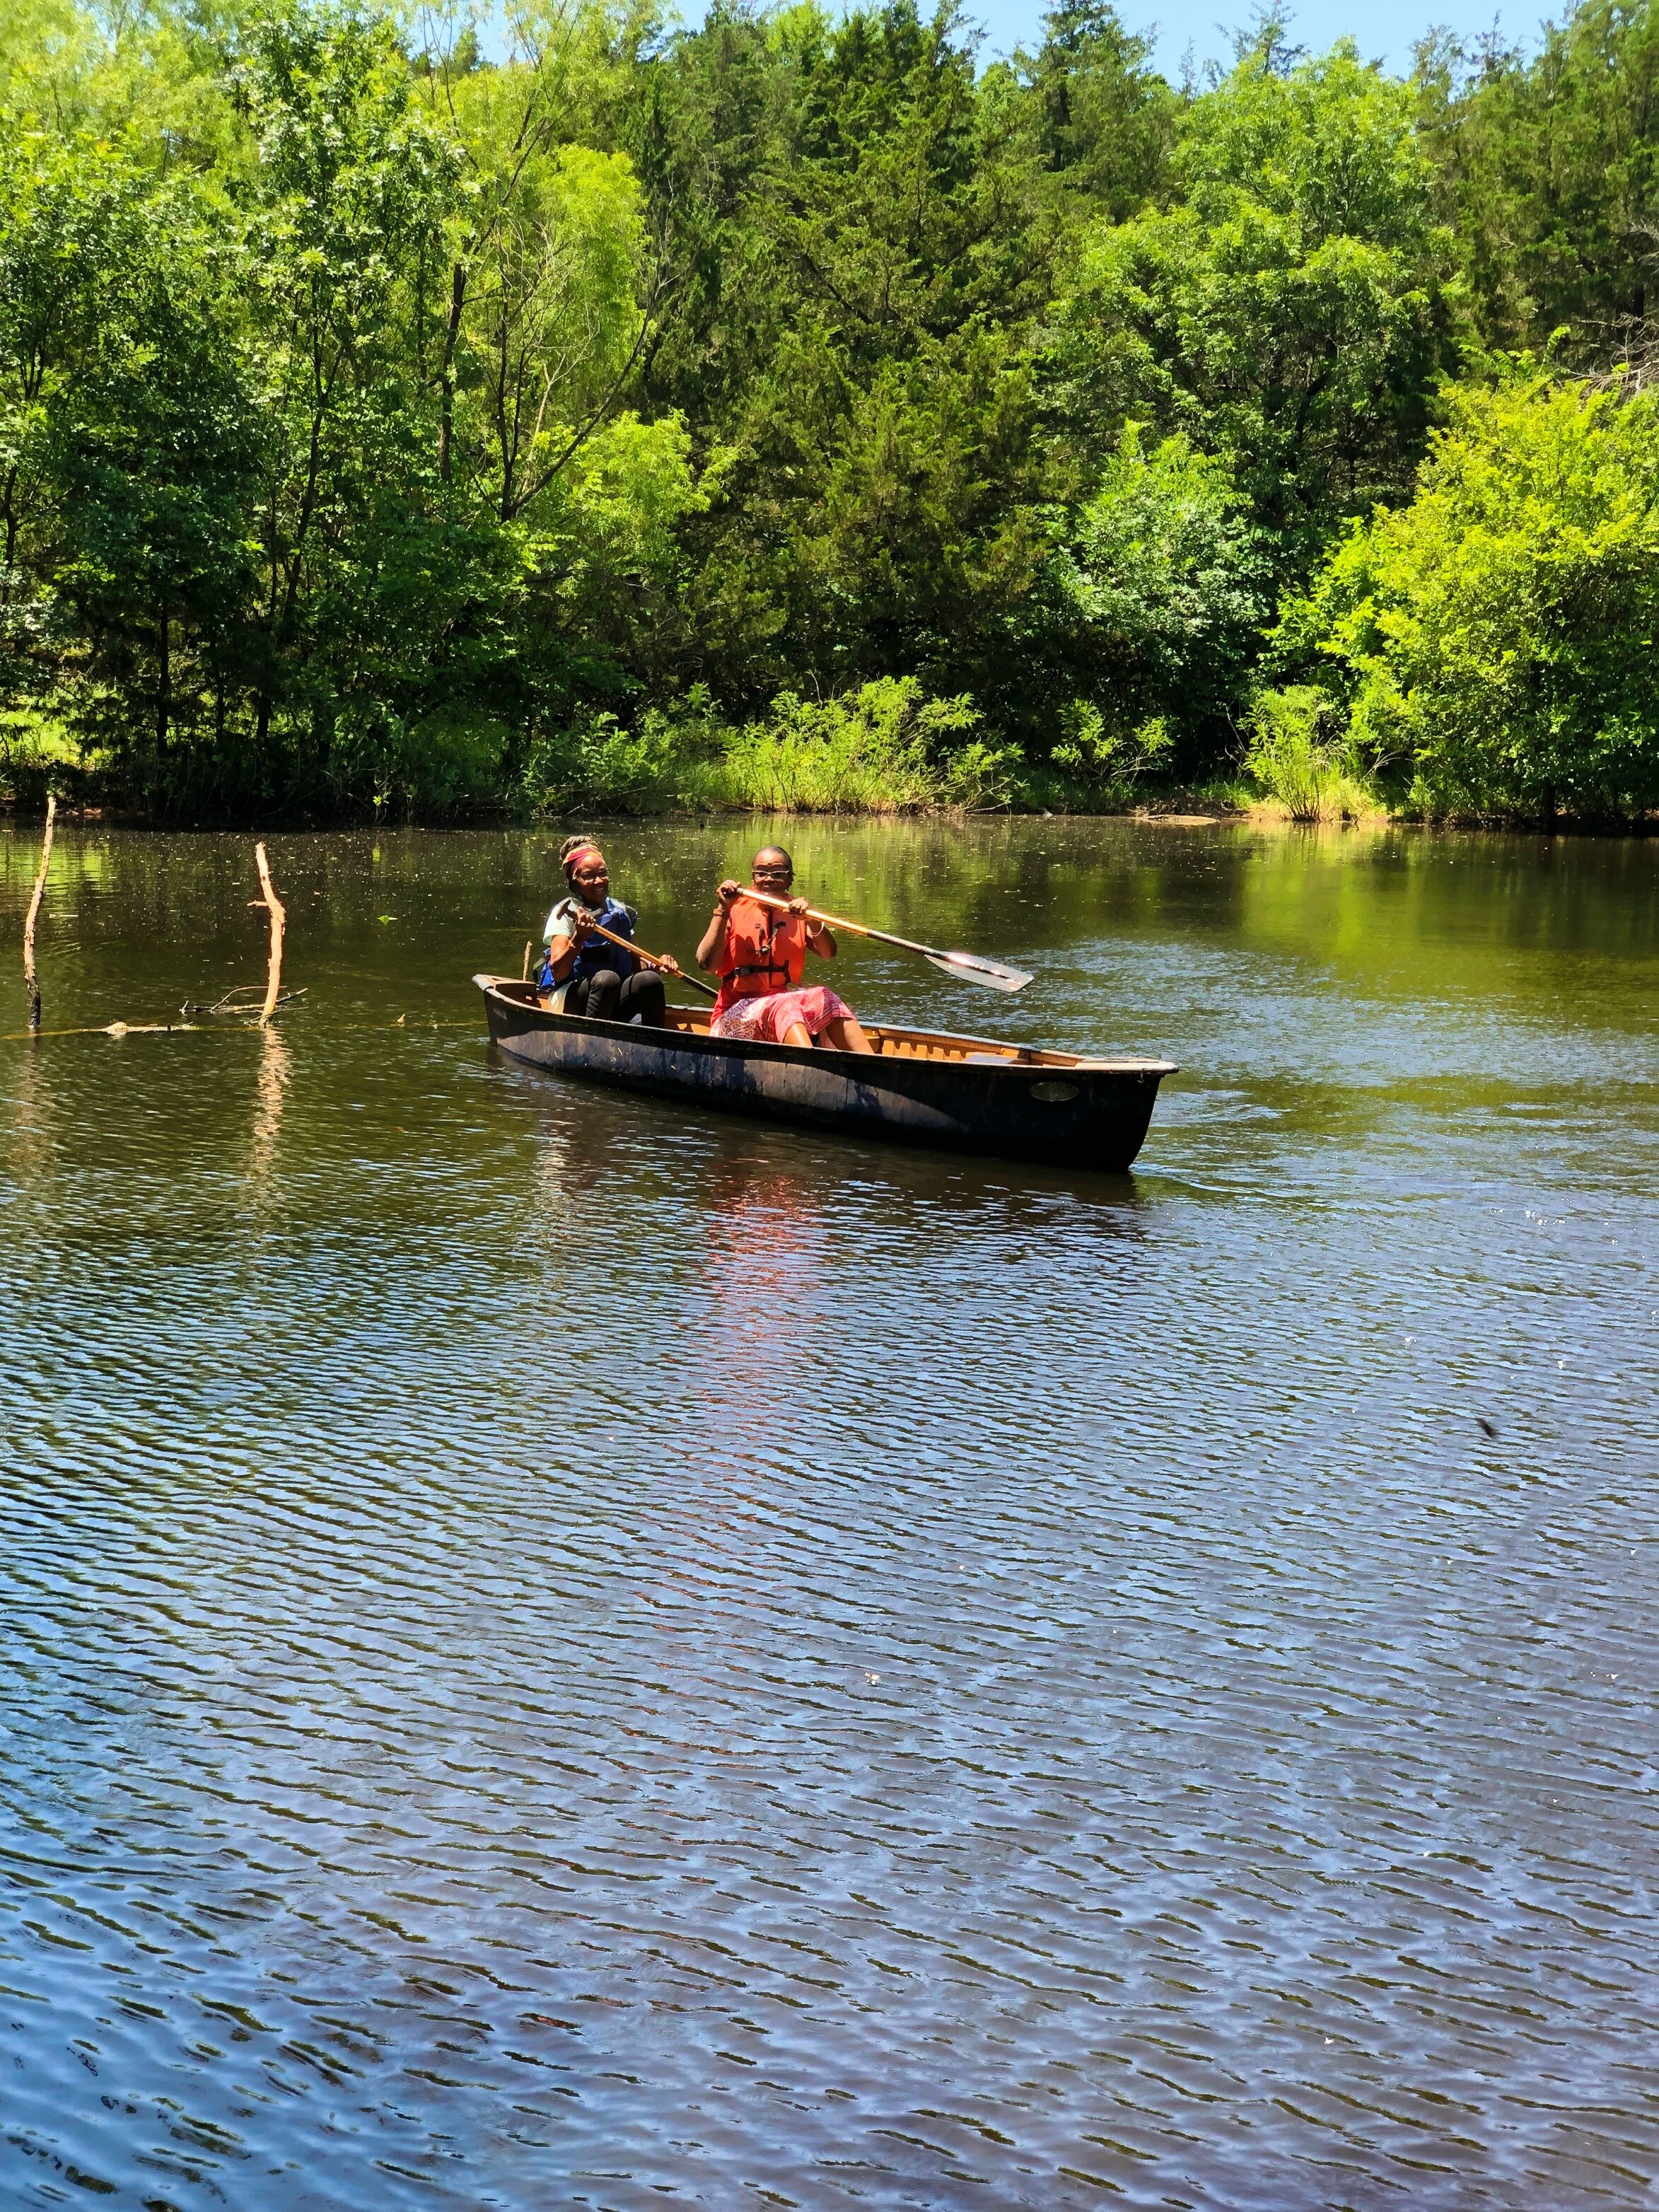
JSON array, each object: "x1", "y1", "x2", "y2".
[{"x1": 475, "y1": 977, "x2": 1174, "y2": 1172}]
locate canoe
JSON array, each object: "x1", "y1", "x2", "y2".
[{"x1": 474, "y1": 975, "x2": 1175, "y2": 1172}]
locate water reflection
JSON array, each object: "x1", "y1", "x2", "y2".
[
  {"x1": 694, "y1": 1160, "x2": 830, "y2": 1463},
  {"x1": 6, "y1": 1029, "x2": 53, "y2": 1185},
  {"x1": 702, "y1": 1157, "x2": 827, "y2": 1298},
  {"x1": 247, "y1": 1023, "x2": 290, "y2": 1199}
]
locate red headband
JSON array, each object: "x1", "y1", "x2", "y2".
[{"x1": 564, "y1": 845, "x2": 604, "y2": 875}]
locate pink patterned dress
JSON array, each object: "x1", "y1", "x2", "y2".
[{"x1": 710, "y1": 984, "x2": 856, "y2": 1045}]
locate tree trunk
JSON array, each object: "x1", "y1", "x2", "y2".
[
  {"x1": 1, "y1": 470, "x2": 17, "y2": 584},
  {"x1": 439, "y1": 261, "x2": 467, "y2": 484}
]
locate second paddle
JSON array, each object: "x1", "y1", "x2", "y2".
[{"x1": 569, "y1": 916, "x2": 718, "y2": 999}]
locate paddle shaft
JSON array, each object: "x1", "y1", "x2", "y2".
[
  {"x1": 560, "y1": 915, "x2": 718, "y2": 1000},
  {"x1": 737, "y1": 887, "x2": 953, "y2": 965}
]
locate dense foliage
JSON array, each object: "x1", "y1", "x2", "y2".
[
  {"x1": 1269, "y1": 372, "x2": 1659, "y2": 817},
  {"x1": 2, "y1": 0, "x2": 1658, "y2": 821}
]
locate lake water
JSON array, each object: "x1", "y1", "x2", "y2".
[{"x1": 0, "y1": 817, "x2": 1655, "y2": 2211}]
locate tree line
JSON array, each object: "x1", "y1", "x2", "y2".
[{"x1": 3, "y1": 0, "x2": 1658, "y2": 823}]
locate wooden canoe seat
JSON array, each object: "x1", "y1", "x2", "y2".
[{"x1": 868, "y1": 1029, "x2": 1026, "y2": 1064}]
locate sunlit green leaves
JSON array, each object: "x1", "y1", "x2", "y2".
[
  {"x1": 1049, "y1": 40, "x2": 1459, "y2": 563},
  {"x1": 1278, "y1": 369, "x2": 1659, "y2": 816},
  {"x1": 3, "y1": 0, "x2": 1658, "y2": 823}
]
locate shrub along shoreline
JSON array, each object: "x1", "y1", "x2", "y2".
[{"x1": 6, "y1": 661, "x2": 1652, "y2": 832}]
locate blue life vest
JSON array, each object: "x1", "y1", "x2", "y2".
[{"x1": 537, "y1": 896, "x2": 639, "y2": 995}]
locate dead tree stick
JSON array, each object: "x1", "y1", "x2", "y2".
[
  {"x1": 23, "y1": 793, "x2": 56, "y2": 1034},
  {"x1": 253, "y1": 842, "x2": 286, "y2": 1025}
]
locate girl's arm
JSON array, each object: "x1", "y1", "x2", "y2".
[
  {"x1": 544, "y1": 909, "x2": 591, "y2": 983},
  {"x1": 697, "y1": 881, "x2": 741, "y2": 970},
  {"x1": 545, "y1": 934, "x2": 577, "y2": 982}
]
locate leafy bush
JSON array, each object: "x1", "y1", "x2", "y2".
[
  {"x1": 1244, "y1": 686, "x2": 1378, "y2": 819},
  {"x1": 0, "y1": 705, "x2": 82, "y2": 807},
  {"x1": 1276, "y1": 370, "x2": 1659, "y2": 820},
  {"x1": 1044, "y1": 427, "x2": 1269, "y2": 759},
  {"x1": 687, "y1": 680, "x2": 1017, "y2": 814},
  {"x1": 520, "y1": 679, "x2": 1019, "y2": 817},
  {"x1": 1038, "y1": 698, "x2": 1175, "y2": 806},
  {"x1": 522, "y1": 706, "x2": 686, "y2": 816},
  {"x1": 327, "y1": 706, "x2": 508, "y2": 818}
]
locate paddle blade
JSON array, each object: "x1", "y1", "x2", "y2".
[{"x1": 925, "y1": 948, "x2": 1033, "y2": 993}]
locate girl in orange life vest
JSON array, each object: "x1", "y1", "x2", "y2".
[{"x1": 696, "y1": 846, "x2": 875, "y2": 1054}]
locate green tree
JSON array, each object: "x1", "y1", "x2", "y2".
[
  {"x1": 12, "y1": 0, "x2": 1659, "y2": 822},
  {"x1": 1274, "y1": 369, "x2": 1659, "y2": 819},
  {"x1": 630, "y1": 0, "x2": 1059, "y2": 709},
  {"x1": 1049, "y1": 36, "x2": 1460, "y2": 569},
  {"x1": 1001, "y1": 0, "x2": 1177, "y2": 221},
  {"x1": 0, "y1": 125, "x2": 259, "y2": 806},
  {"x1": 1417, "y1": 0, "x2": 1659, "y2": 363},
  {"x1": 44, "y1": 196, "x2": 258, "y2": 793},
  {"x1": 426, "y1": 17, "x2": 704, "y2": 752},
  {"x1": 1037, "y1": 422, "x2": 1268, "y2": 769},
  {"x1": 231, "y1": 4, "x2": 463, "y2": 764}
]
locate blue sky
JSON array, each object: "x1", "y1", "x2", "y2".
[
  {"x1": 475, "y1": 0, "x2": 1550, "y2": 88},
  {"x1": 667, "y1": 1, "x2": 1547, "y2": 81},
  {"x1": 962, "y1": 0, "x2": 1536, "y2": 78}
]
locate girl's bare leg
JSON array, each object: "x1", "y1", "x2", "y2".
[
  {"x1": 824, "y1": 1015, "x2": 875, "y2": 1054},
  {"x1": 781, "y1": 1020, "x2": 814, "y2": 1047}
]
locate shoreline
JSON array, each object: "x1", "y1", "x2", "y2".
[{"x1": 3, "y1": 800, "x2": 1655, "y2": 840}]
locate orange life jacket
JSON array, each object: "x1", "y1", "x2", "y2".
[{"x1": 714, "y1": 896, "x2": 808, "y2": 1013}]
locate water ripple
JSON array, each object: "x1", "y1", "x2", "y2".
[{"x1": 0, "y1": 822, "x2": 1654, "y2": 2209}]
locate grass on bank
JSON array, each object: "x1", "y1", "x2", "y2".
[
  {"x1": 0, "y1": 708, "x2": 82, "y2": 804},
  {"x1": 1238, "y1": 687, "x2": 1385, "y2": 822},
  {"x1": 522, "y1": 679, "x2": 1023, "y2": 817},
  {"x1": 517, "y1": 676, "x2": 1390, "y2": 823}
]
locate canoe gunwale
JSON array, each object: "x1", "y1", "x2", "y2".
[{"x1": 470, "y1": 974, "x2": 1176, "y2": 1079}]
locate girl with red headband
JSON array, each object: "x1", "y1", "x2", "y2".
[{"x1": 538, "y1": 836, "x2": 678, "y2": 1023}]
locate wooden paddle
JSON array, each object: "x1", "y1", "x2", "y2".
[
  {"x1": 558, "y1": 915, "x2": 718, "y2": 1000},
  {"x1": 737, "y1": 887, "x2": 1032, "y2": 994}
]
